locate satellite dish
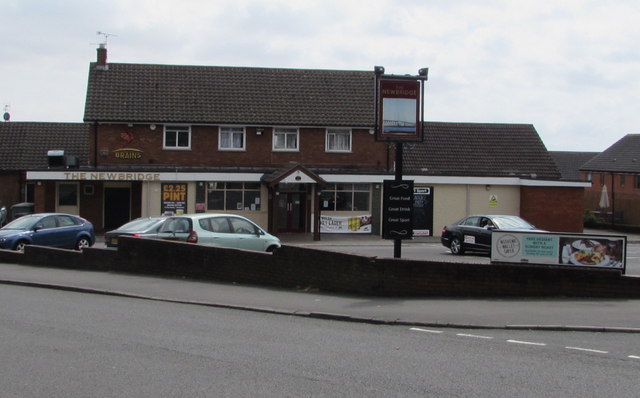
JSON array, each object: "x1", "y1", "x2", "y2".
[{"x1": 2, "y1": 112, "x2": 9, "y2": 121}]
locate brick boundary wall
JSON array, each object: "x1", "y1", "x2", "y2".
[{"x1": 1, "y1": 236, "x2": 639, "y2": 298}]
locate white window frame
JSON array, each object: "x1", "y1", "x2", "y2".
[
  {"x1": 163, "y1": 125, "x2": 191, "y2": 150},
  {"x1": 326, "y1": 128, "x2": 352, "y2": 153},
  {"x1": 273, "y1": 127, "x2": 299, "y2": 152},
  {"x1": 219, "y1": 126, "x2": 246, "y2": 151}
]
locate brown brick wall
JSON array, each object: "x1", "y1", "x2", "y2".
[
  {"x1": 520, "y1": 186, "x2": 584, "y2": 233},
  {"x1": 0, "y1": 173, "x2": 22, "y2": 210},
  {"x1": 2, "y1": 237, "x2": 638, "y2": 298},
  {"x1": 94, "y1": 124, "x2": 391, "y2": 171}
]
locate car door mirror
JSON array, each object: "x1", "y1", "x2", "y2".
[{"x1": 33, "y1": 224, "x2": 43, "y2": 231}]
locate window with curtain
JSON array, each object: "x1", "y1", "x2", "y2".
[
  {"x1": 219, "y1": 127, "x2": 245, "y2": 150},
  {"x1": 326, "y1": 128, "x2": 351, "y2": 152},
  {"x1": 273, "y1": 127, "x2": 298, "y2": 151}
]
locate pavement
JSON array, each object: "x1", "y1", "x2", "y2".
[{"x1": 1, "y1": 228, "x2": 639, "y2": 333}]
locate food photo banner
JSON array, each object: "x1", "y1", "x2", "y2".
[
  {"x1": 491, "y1": 231, "x2": 627, "y2": 273},
  {"x1": 320, "y1": 215, "x2": 372, "y2": 233}
]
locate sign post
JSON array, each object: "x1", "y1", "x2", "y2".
[{"x1": 375, "y1": 66, "x2": 428, "y2": 258}]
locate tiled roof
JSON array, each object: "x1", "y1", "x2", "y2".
[
  {"x1": 84, "y1": 63, "x2": 376, "y2": 127},
  {"x1": 0, "y1": 122, "x2": 90, "y2": 170},
  {"x1": 549, "y1": 151, "x2": 598, "y2": 181},
  {"x1": 404, "y1": 122, "x2": 562, "y2": 179},
  {"x1": 580, "y1": 134, "x2": 640, "y2": 173}
]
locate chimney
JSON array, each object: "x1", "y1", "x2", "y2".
[{"x1": 96, "y1": 43, "x2": 108, "y2": 70}]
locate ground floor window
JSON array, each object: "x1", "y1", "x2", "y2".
[
  {"x1": 320, "y1": 183, "x2": 370, "y2": 211},
  {"x1": 207, "y1": 182, "x2": 261, "y2": 211},
  {"x1": 58, "y1": 183, "x2": 78, "y2": 206}
]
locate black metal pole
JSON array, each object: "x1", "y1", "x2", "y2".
[{"x1": 394, "y1": 142, "x2": 403, "y2": 258}]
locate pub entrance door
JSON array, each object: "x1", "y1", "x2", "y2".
[{"x1": 275, "y1": 184, "x2": 307, "y2": 233}]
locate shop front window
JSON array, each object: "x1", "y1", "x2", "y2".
[
  {"x1": 320, "y1": 184, "x2": 370, "y2": 211},
  {"x1": 207, "y1": 182, "x2": 261, "y2": 211}
]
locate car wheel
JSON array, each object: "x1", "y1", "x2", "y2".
[
  {"x1": 76, "y1": 237, "x2": 91, "y2": 251},
  {"x1": 450, "y1": 237, "x2": 465, "y2": 255},
  {"x1": 266, "y1": 245, "x2": 278, "y2": 253},
  {"x1": 15, "y1": 241, "x2": 28, "y2": 252}
]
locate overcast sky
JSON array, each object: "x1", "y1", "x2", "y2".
[{"x1": 1, "y1": 0, "x2": 639, "y2": 151}]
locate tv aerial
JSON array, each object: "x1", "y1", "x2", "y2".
[{"x1": 96, "y1": 31, "x2": 117, "y2": 45}]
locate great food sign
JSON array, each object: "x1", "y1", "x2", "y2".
[{"x1": 491, "y1": 231, "x2": 627, "y2": 273}]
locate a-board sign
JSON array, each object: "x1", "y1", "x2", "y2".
[{"x1": 382, "y1": 180, "x2": 414, "y2": 240}]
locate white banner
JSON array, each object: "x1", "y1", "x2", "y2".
[
  {"x1": 491, "y1": 231, "x2": 627, "y2": 272},
  {"x1": 320, "y1": 215, "x2": 372, "y2": 233}
]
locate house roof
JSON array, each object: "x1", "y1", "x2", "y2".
[
  {"x1": 0, "y1": 122, "x2": 90, "y2": 170},
  {"x1": 549, "y1": 151, "x2": 598, "y2": 181},
  {"x1": 580, "y1": 134, "x2": 640, "y2": 173},
  {"x1": 404, "y1": 122, "x2": 562, "y2": 179},
  {"x1": 84, "y1": 63, "x2": 376, "y2": 127}
]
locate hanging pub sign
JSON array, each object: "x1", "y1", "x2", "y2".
[
  {"x1": 376, "y1": 77, "x2": 423, "y2": 142},
  {"x1": 382, "y1": 180, "x2": 414, "y2": 240}
]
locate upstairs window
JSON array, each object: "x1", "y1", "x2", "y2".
[
  {"x1": 164, "y1": 125, "x2": 191, "y2": 150},
  {"x1": 219, "y1": 127, "x2": 245, "y2": 150},
  {"x1": 273, "y1": 128, "x2": 299, "y2": 151},
  {"x1": 326, "y1": 128, "x2": 352, "y2": 152}
]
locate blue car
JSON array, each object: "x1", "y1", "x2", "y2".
[{"x1": 0, "y1": 213, "x2": 95, "y2": 252}]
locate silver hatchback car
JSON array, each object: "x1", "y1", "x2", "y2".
[{"x1": 157, "y1": 213, "x2": 281, "y2": 252}]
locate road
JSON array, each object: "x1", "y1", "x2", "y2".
[
  {"x1": 302, "y1": 241, "x2": 640, "y2": 276},
  {"x1": 1, "y1": 284, "x2": 639, "y2": 397}
]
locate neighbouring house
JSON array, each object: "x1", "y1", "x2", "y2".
[
  {"x1": 0, "y1": 122, "x2": 89, "y2": 217},
  {"x1": 549, "y1": 151, "x2": 599, "y2": 181},
  {"x1": 22, "y1": 44, "x2": 588, "y2": 235},
  {"x1": 580, "y1": 134, "x2": 640, "y2": 228}
]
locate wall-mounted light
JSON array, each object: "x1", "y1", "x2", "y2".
[
  {"x1": 100, "y1": 148, "x2": 109, "y2": 156},
  {"x1": 256, "y1": 128, "x2": 264, "y2": 136},
  {"x1": 150, "y1": 124, "x2": 156, "y2": 131},
  {"x1": 418, "y1": 67, "x2": 429, "y2": 79},
  {"x1": 485, "y1": 185, "x2": 491, "y2": 191},
  {"x1": 374, "y1": 65, "x2": 385, "y2": 75}
]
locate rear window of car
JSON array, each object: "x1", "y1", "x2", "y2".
[{"x1": 120, "y1": 218, "x2": 160, "y2": 231}]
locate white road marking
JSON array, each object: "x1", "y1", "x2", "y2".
[
  {"x1": 410, "y1": 327, "x2": 443, "y2": 334},
  {"x1": 629, "y1": 355, "x2": 640, "y2": 360},
  {"x1": 507, "y1": 339, "x2": 547, "y2": 346},
  {"x1": 565, "y1": 346, "x2": 609, "y2": 354},
  {"x1": 457, "y1": 333, "x2": 493, "y2": 339}
]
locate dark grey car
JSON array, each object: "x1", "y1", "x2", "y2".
[
  {"x1": 441, "y1": 215, "x2": 540, "y2": 255},
  {"x1": 104, "y1": 217, "x2": 167, "y2": 247}
]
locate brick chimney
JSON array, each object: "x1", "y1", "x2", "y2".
[{"x1": 96, "y1": 43, "x2": 108, "y2": 70}]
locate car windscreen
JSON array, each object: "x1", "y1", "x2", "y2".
[
  {"x1": 493, "y1": 216, "x2": 534, "y2": 230},
  {"x1": 1, "y1": 215, "x2": 40, "y2": 230}
]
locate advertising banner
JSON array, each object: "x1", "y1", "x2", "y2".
[
  {"x1": 161, "y1": 183, "x2": 187, "y2": 215},
  {"x1": 320, "y1": 215, "x2": 372, "y2": 233},
  {"x1": 491, "y1": 231, "x2": 627, "y2": 273}
]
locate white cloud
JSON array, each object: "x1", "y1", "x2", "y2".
[{"x1": 1, "y1": 0, "x2": 640, "y2": 150}]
